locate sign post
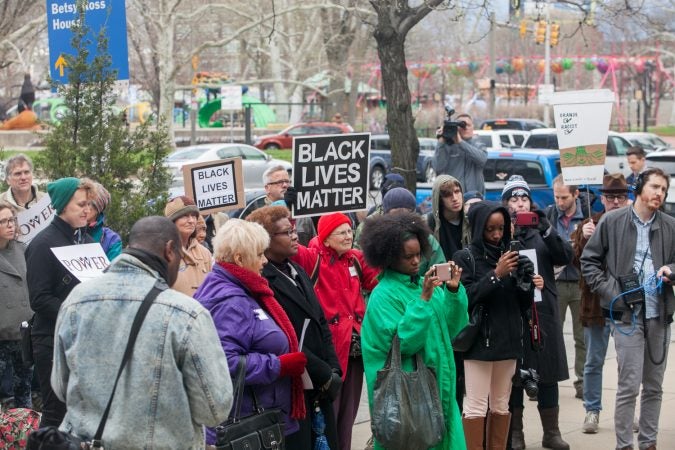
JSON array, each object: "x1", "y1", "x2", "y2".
[
  {"x1": 46, "y1": 0, "x2": 130, "y2": 84},
  {"x1": 291, "y1": 133, "x2": 370, "y2": 218}
]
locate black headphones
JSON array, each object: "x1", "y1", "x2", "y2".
[{"x1": 635, "y1": 167, "x2": 668, "y2": 199}]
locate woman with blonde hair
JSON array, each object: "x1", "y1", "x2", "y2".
[{"x1": 194, "y1": 219, "x2": 307, "y2": 447}]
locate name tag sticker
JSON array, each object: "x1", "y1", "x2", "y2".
[
  {"x1": 254, "y1": 308, "x2": 269, "y2": 320},
  {"x1": 349, "y1": 266, "x2": 358, "y2": 277}
]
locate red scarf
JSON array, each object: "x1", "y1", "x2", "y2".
[{"x1": 218, "y1": 261, "x2": 306, "y2": 419}]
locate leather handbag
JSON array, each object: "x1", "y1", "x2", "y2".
[
  {"x1": 216, "y1": 356, "x2": 285, "y2": 450},
  {"x1": 452, "y1": 304, "x2": 485, "y2": 353},
  {"x1": 27, "y1": 282, "x2": 166, "y2": 450},
  {"x1": 371, "y1": 334, "x2": 445, "y2": 450}
]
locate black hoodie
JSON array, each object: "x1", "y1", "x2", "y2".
[{"x1": 452, "y1": 202, "x2": 531, "y2": 361}]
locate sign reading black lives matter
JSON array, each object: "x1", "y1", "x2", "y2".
[
  {"x1": 292, "y1": 133, "x2": 370, "y2": 217},
  {"x1": 182, "y1": 157, "x2": 245, "y2": 214}
]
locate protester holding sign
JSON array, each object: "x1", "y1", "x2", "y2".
[
  {"x1": 292, "y1": 212, "x2": 379, "y2": 450},
  {"x1": 86, "y1": 182, "x2": 122, "y2": 261},
  {"x1": 0, "y1": 202, "x2": 33, "y2": 410},
  {"x1": 164, "y1": 195, "x2": 212, "y2": 296},
  {"x1": 25, "y1": 177, "x2": 95, "y2": 427},
  {"x1": 0, "y1": 154, "x2": 46, "y2": 212}
]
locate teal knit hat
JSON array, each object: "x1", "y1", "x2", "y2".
[{"x1": 48, "y1": 177, "x2": 81, "y2": 214}]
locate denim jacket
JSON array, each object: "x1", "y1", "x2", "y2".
[{"x1": 52, "y1": 253, "x2": 233, "y2": 449}]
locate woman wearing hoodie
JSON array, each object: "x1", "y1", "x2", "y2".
[
  {"x1": 86, "y1": 182, "x2": 122, "y2": 261},
  {"x1": 452, "y1": 201, "x2": 533, "y2": 449}
]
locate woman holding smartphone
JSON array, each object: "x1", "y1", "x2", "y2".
[{"x1": 501, "y1": 176, "x2": 574, "y2": 450}]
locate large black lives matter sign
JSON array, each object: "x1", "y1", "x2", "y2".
[{"x1": 292, "y1": 133, "x2": 370, "y2": 217}]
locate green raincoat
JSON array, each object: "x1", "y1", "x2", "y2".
[{"x1": 362, "y1": 269, "x2": 469, "y2": 450}]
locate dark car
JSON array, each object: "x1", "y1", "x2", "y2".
[
  {"x1": 479, "y1": 118, "x2": 547, "y2": 131},
  {"x1": 253, "y1": 121, "x2": 354, "y2": 150},
  {"x1": 368, "y1": 135, "x2": 438, "y2": 188}
]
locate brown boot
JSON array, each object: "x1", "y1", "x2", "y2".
[
  {"x1": 463, "y1": 415, "x2": 485, "y2": 450},
  {"x1": 538, "y1": 406, "x2": 570, "y2": 449},
  {"x1": 510, "y1": 407, "x2": 526, "y2": 450},
  {"x1": 487, "y1": 412, "x2": 511, "y2": 450}
]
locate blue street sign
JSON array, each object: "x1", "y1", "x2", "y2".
[{"x1": 46, "y1": 0, "x2": 129, "y2": 84}]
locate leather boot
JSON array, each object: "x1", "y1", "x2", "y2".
[
  {"x1": 510, "y1": 407, "x2": 526, "y2": 450},
  {"x1": 538, "y1": 406, "x2": 570, "y2": 450},
  {"x1": 487, "y1": 412, "x2": 511, "y2": 450},
  {"x1": 463, "y1": 416, "x2": 485, "y2": 450}
]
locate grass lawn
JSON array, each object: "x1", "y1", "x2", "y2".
[
  {"x1": 0, "y1": 149, "x2": 42, "y2": 160},
  {"x1": 265, "y1": 148, "x2": 292, "y2": 162}
]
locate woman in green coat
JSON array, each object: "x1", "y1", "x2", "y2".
[{"x1": 359, "y1": 212, "x2": 469, "y2": 450}]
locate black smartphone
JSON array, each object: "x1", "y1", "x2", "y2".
[{"x1": 509, "y1": 240, "x2": 520, "y2": 253}]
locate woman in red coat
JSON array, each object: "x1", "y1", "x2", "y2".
[{"x1": 292, "y1": 212, "x2": 378, "y2": 450}]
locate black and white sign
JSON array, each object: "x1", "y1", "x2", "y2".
[
  {"x1": 292, "y1": 133, "x2": 370, "y2": 217},
  {"x1": 182, "y1": 158, "x2": 245, "y2": 214},
  {"x1": 17, "y1": 195, "x2": 55, "y2": 244},
  {"x1": 51, "y1": 243, "x2": 110, "y2": 282}
]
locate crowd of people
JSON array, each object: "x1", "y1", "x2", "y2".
[{"x1": 0, "y1": 118, "x2": 673, "y2": 450}]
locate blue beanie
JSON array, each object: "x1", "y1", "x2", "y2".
[
  {"x1": 383, "y1": 187, "x2": 416, "y2": 213},
  {"x1": 47, "y1": 177, "x2": 81, "y2": 214}
]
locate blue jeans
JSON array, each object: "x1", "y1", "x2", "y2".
[{"x1": 582, "y1": 320, "x2": 611, "y2": 413}]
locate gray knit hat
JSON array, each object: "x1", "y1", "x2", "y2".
[{"x1": 501, "y1": 175, "x2": 531, "y2": 201}]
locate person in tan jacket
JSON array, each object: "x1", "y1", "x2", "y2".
[{"x1": 164, "y1": 196, "x2": 212, "y2": 296}]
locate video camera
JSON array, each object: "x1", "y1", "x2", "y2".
[{"x1": 441, "y1": 107, "x2": 467, "y2": 144}]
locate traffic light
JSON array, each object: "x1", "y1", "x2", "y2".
[
  {"x1": 550, "y1": 23, "x2": 560, "y2": 47},
  {"x1": 535, "y1": 20, "x2": 546, "y2": 45},
  {"x1": 519, "y1": 20, "x2": 527, "y2": 39}
]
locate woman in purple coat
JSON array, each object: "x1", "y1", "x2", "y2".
[{"x1": 194, "y1": 219, "x2": 308, "y2": 446}]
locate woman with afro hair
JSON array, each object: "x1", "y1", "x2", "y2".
[{"x1": 359, "y1": 212, "x2": 468, "y2": 450}]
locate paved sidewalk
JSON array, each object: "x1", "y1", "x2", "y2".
[{"x1": 351, "y1": 309, "x2": 675, "y2": 449}]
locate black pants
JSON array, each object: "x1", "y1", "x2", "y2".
[
  {"x1": 33, "y1": 335, "x2": 66, "y2": 427},
  {"x1": 285, "y1": 395, "x2": 338, "y2": 450},
  {"x1": 509, "y1": 381, "x2": 559, "y2": 409}
]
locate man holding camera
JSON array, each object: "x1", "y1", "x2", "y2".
[
  {"x1": 432, "y1": 113, "x2": 487, "y2": 195},
  {"x1": 581, "y1": 167, "x2": 675, "y2": 450}
]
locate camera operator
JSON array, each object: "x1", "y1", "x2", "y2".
[
  {"x1": 432, "y1": 113, "x2": 487, "y2": 195},
  {"x1": 502, "y1": 176, "x2": 574, "y2": 450},
  {"x1": 581, "y1": 167, "x2": 675, "y2": 450}
]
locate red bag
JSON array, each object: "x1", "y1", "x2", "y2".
[{"x1": 0, "y1": 408, "x2": 41, "y2": 449}]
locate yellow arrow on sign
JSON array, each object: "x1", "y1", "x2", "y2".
[{"x1": 55, "y1": 54, "x2": 67, "y2": 77}]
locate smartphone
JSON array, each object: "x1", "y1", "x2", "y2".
[
  {"x1": 509, "y1": 240, "x2": 520, "y2": 253},
  {"x1": 434, "y1": 263, "x2": 452, "y2": 281},
  {"x1": 515, "y1": 211, "x2": 540, "y2": 227}
]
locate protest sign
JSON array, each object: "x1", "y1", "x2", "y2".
[
  {"x1": 292, "y1": 133, "x2": 370, "y2": 217},
  {"x1": 551, "y1": 89, "x2": 615, "y2": 185},
  {"x1": 182, "y1": 157, "x2": 245, "y2": 214},
  {"x1": 51, "y1": 243, "x2": 110, "y2": 282},
  {"x1": 17, "y1": 195, "x2": 55, "y2": 244}
]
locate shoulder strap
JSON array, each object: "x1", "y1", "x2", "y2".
[
  {"x1": 91, "y1": 281, "x2": 167, "y2": 445},
  {"x1": 351, "y1": 255, "x2": 363, "y2": 280},
  {"x1": 310, "y1": 253, "x2": 321, "y2": 286}
]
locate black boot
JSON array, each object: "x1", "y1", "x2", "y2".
[
  {"x1": 510, "y1": 407, "x2": 526, "y2": 450},
  {"x1": 538, "y1": 406, "x2": 570, "y2": 450}
]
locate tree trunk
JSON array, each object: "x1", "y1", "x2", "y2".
[{"x1": 374, "y1": 24, "x2": 418, "y2": 193}]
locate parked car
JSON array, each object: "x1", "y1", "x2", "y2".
[
  {"x1": 473, "y1": 129, "x2": 530, "y2": 149},
  {"x1": 253, "y1": 121, "x2": 354, "y2": 150},
  {"x1": 621, "y1": 132, "x2": 672, "y2": 153},
  {"x1": 522, "y1": 128, "x2": 632, "y2": 175},
  {"x1": 479, "y1": 118, "x2": 547, "y2": 131},
  {"x1": 415, "y1": 149, "x2": 603, "y2": 215},
  {"x1": 165, "y1": 143, "x2": 292, "y2": 194},
  {"x1": 369, "y1": 134, "x2": 438, "y2": 187}
]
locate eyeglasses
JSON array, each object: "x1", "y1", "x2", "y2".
[
  {"x1": 266, "y1": 179, "x2": 291, "y2": 187},
  {"x1": 604, "y1": 194, "x2": 627, "y2": 202},
  {"x1": 274, "y1": 227, "x2": 297, "y2": 238},
  {"x1": 330, "y1": 229, "x2": 353, "y2": 238},
  {"x1": 0, "y1": 217, "x2": 18, "y2": 228}
]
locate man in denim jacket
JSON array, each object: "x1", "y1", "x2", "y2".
[{"x1": 52, "y1": 216, "x2": 233, "y2": 449}]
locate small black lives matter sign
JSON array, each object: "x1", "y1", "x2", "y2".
[
  {"x1": 182, "y1": 157, "x2": 245, "y2": 214},
  {"x1": 292, "y1": 133, "x2": 370, "y2": 217}
]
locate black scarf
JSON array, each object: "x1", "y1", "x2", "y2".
[
  {"x1": 123, "y1": 247, "x2": 170, "y2": 285},
  {"x1": 483, "y1": 241, "x2": 504, "y2": 266}
]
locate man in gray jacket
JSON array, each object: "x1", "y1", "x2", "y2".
[
  {"x1": 52, "y1": 216, "x2": 233, "y2": 448},
  {"x1": 432, "y1": 113, "x2": 487, "y2": 194},
  {"x1": 581, "y1": 167, "x2": 675, "y2": 450}
]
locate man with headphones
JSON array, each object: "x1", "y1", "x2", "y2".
[{"x1": 581, "y1": 167, "x2": 675, "y2": 450}]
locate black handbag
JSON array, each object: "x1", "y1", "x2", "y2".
[
  {"x1": 19, "y1": 316, "x2": 34, "y2": 367},
  {"x1": 371, "y1": 334, "x2": 445, "y2": 450},
  {"x1": 27, "y1": 282, "x2": 166, "y2": 450},
  {"x1": 452, "y1": 304, "x2": 485, "y2": 353},
  {"x1": 216, "y1": 356, "x2": 285, "y2": 450}
]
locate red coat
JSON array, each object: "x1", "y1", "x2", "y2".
[{"x1": 293, "y1": 239, "x2": 378, "y2": 377}]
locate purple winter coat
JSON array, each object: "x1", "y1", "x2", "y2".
[{"x1": 194, "y1": 264, "x2": 297, "y2": 444}]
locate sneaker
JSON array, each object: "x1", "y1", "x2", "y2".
[{"x1": 582, "y1": 411, "x2": 599, "y2": 434}]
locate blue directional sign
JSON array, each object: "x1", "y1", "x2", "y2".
[{"x1": 46, "y1": 0, "x2": 129, "y2": 84}]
